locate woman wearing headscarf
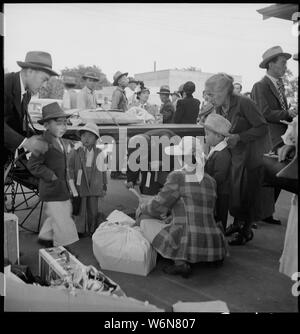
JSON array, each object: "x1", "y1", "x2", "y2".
[
  {"x1": 173, "y1": 81, "x2": 200, "y2": 124},
  {"x1": 136, "y1": 136, "x2": 227, "y2": 277},
  {"x1": 204, "y1": 73, "x2": 269, "y2": 245}
]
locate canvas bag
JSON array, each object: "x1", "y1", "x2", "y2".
[{"x1": 92, "y1": 221, "x2": 157, "y2": 276}]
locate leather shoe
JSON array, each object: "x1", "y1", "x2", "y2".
[
  {"x1": 228, "y1": 230, "x2": 254, "y2": 246},
  {"x1": 262, "y1": 216, "x2": 281, "y2": 225},
  {"x1": 225, "y1": 223, "x2": 241, "y2": 236}
]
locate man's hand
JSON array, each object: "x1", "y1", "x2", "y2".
[
  {"x1": 288, "y1": 108, "x2": 298, "y2": 118},
  {"x1": 22, "y1": 136, "x2": 48, "y2": 156},
  {"x1": 227, "y1": 134, "x2": 240, "y2": 148},
  {"x1": 51, "y1": 174, "x2": 58, "y2": 181},
  {"x1": 278, "y1": 144, "x2": 294, "y2": 162}
]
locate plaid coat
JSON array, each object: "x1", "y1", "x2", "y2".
[{"x1": 140, "y1": 170, "x2": 227, "y2": 263}]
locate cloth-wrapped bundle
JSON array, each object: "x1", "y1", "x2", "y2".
[{"x1": 92, "y1": 221, "x2": 157, "y2": 276}]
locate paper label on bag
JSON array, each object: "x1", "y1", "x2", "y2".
[
  {"x1": 76, "y1": 169, "x2": 82, "y2": 186},
  {"x1": 68, "y1": 179, "x2": 78, "y2": 197},
  {"x1": 145, "y1": 172, "x2": 151, "y2": 188}
]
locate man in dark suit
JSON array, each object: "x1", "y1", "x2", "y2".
[
  {"x1": 157, "y1": 85, "x2": 175, "y2": 123},
  {"x1": 173, "y1": 81, "x2": 200, "y2": 124},
  {"x1": 251, "y1": 46, "x2": 297, "y2": 225},
  {"x1": 251, "y1": 46, "x2": 297, "y2": 150},
  {"x1": 4, "y1": 51, "x2": 59, "y2": 165}
]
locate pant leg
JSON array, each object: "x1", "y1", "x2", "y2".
[
  {"x1": 86, "y1": 196, "x2": 99, "y2": 233},
  {"x1": 74, "y1": 197, "x2": 87, "y2": 234},
  {"x1": 45, "y1": 200, "x2": 79, "y2": 246},
  {"x1": 38, "y1": 202, "x2": 54, "y2": 241},
  {"x1": 216, "y1": 194, "x2": 229, "y2": 231}
]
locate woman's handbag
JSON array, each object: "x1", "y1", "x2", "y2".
[{"x1": 262, "y1": 154, "x2": 298, "y2": 194}]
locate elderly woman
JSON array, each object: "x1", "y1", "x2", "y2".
[
  {"x1": 173, "y1": 81, "x2": 200, "y2": 124},
  {"x1": 136, "y1": 136, "x2": 227, "y2": 277},
  {"x1": 205, "y1": 73, "x2": 269, "y2": 245}
]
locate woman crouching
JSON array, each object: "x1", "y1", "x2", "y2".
[{"x1": 136, "y1": 136, "x2": 227, "y2": 278}]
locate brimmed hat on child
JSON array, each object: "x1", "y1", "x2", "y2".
[
  {"x1": 38, "y1": 102, "x2": 71, "y2": 124},
  {"x1": 78, "y1": 122, "x2": 100, "y2": 138},
  {"x1": 200, "y1": 114, "x2": 231, "y2": 137}
]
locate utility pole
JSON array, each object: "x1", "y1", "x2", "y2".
[{"x1": 154, "y1": 61, "x2": 156, "y2": 72}]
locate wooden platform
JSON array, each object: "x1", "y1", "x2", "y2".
[{"x1": 7, "y1": 178, "x2": 298, "y2": 312}]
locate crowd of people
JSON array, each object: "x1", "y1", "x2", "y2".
[{"x1": 4, "y1": 45, "x2": 298, "y2": 278}]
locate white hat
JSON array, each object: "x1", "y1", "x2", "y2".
[
  {"x1": 165, "y1": 136, "x2": 203, "y2": 156},
  {"x1": 259, "y1": 46, "x2": 291, "y2": 69},
  {"x1": 78, "y1": 122, "x2": 99, "y2": 138},
  {"x1": 199, "y1": 113, "x2": 231, "y2": 137}
]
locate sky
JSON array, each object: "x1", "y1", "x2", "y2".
[{"x1": 3, "y1": 3, "x2": 299, "y2": 91}]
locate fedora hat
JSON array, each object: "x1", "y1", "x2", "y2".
[
  {"x1": 38, "y1": 102, "x2": 71, "y2": 124},
  {"x1": 259, "y1": 46, "x2": 291, "y2": 69},
  {"x1": 78, "y1": 122, "x2": 100, "y2": 138},
  {"x1": 17, "y1": 51, "x2": 59, "y2": 76},
  {"x1": 199, "y1": 113, "x2": 231, "y2": 137},
  {"x1": 113, "y1": 71, "x2": 128, "y2": 86},
  {"x1": 82, "y1": 72, "x2": 100, "y2": 81},
  {"x1": 63, "y1": 75, "x2": 77, "y2": 86},
  {"x1": 157, "y1": 85, "x2": 171, "y2": 95}
]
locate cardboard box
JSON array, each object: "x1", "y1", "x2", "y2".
[
  {"x1": 39, "y1": 246, "x2": 125, "y2": 297},
  {"x1": 4, "y1": 213, "x2": 19, "y2": 265},
  {"x1": 2, "y1": 272, "x2": 164, "y2": 312}
]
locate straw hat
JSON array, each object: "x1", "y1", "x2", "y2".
[
  {"x1": 38, "y1": 102, "x2": 71, "y2": 124},
  {"x1": 17, "y1": 51, "x2": 59, "y2": 76},
  {"x1": 78, "y1": 122, "x2": 100, "y2": 138},
  {"x1": 199, "y1": 113, "x2": 231, "y2": 137},
  {"x1": 259, "y1": 46, "x2": 291, "y2": 69},
  {"x1": 113, "y1": 71, "x2": 128, "y2": 86}
]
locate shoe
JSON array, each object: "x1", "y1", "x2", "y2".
[
  {"x1": 38, "y1": 239, "x2": 53, "y2": 248},
  {"x1": 163, "y1": 263, "x2": 192, "y2": 278},
  {"x1": 251, "y1": 223, "x2": 258, "y2": 229},
  {"x1": 228, "y1": 230, "x2": 254, "y2": 246},
  {"x1": 262, "y1": 216, "x2": 281, "y2": 225},
  {"x1": 225, "y1": 222, "x2": 242, "y2": 236}
]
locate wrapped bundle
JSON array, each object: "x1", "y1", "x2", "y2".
[
  {"x1": 79, "y1": 110, "x2": 143, "y2": 125},
  {"x1": 126, "y1": 106, "x2": 155, "y2": 124}
]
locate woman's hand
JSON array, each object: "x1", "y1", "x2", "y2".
[{"x1": 227, "y1": 134, "x2": 240, "y2": 148}]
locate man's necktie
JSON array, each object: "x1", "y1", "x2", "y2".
[
  {"x1": 276, "y1": 78, "x2": 288, "y2": 112},
  {"x1": 21, "y1": 91, "x2": 32, "y2": 136}
]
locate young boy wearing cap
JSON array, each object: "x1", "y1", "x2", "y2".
[
  {"x1": 27, "y1": 102, "x2": 79, "y2": 248},
  {"x1": 202, "y1": 114, "x2": 232, "y2": 232},
  {"x1": 68, "y1": 122, "x2": 108, "y2": 236}
]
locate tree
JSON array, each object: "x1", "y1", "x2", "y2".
[
  {"x1": 39, "y1": 76, "x2": 65, "y2": 99},
  {"x1": 60, "y1": 65, "x2": 111, "y2": 90},
  {"x1": 283, "y1": 69, "x2": 298, "y2": 99}
]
